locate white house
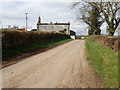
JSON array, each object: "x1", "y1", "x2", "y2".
[{"x1": 37, "y1": 16, "x2": 70, "y2": 34}]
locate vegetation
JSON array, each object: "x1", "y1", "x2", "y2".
[
  {"x1": 73, "y1": 2, "x2": 103, "y2": 35},
  {"x1": 2, "y1": 30, "x2": 71, "y2": 58},
  {"x1": 59, "y1": 29, "x2": 67, "y2": 33},
  {"x1": 100, "y1": 2, "x2": 120, "y2": 36},
  {"x1": 72, "y1": 1, "x2": 120, "y2": 36},
  {"x1": 3, "y1": 38, "x2": 71, "y2": 58},
  {"x1": 89, "y1": 35, "x2": 119, "y2": 51},
  {"x1": 2, "y1": 30, "x2": 70, "y2": 48},
  {"x1": 86, "y1": 36, "x2": 118, "y2": 88}
]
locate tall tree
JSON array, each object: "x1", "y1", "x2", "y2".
[
  {"x1": 72, "y1": 1, "x2": 104, "y2": 35},
  {"x1": 100, "y1": 2, "x2": 120, "y2": 36}
]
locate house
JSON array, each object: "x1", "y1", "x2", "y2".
[
  {"x1": 37, "y1": 16, "x2": 70, "y2": 34},
  {"x1": 70, "y1": 30, "x2": 76, "y2": 36},
  {"x1": 70, "y1": 30, "x2": 76, "y2": 40}
]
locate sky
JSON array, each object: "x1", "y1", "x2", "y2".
[{"x1": 0, "y1": 0, "x2": 119, "y2": 35}]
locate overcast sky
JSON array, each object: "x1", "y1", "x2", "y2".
[{"x1": 0, "y1": 0, "x2": 119, "y2": 35}]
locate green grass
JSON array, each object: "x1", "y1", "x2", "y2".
[
  {"x1": 85, "y1": 37, "x2": 118, "y2": 88},
  {"x1": 3, "y1": 38, "x2": 72, "y2": 58}
]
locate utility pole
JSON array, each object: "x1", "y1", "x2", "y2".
[
  {"x1": 0, "y1": 19, "x2": 3, "y2": 30},
  {"x1": 25, "y1": 13, "x2": 28, "y2": 30}
]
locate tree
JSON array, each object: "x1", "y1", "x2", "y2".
[
  {"x1": 100, "y1": 2, "x2": 120, "y2": 36},
  {"x1": 72, "y1": 1, "x2": 120, "y2": 36},
  {"x1": 88, "y1": 5, "x2": 103, "y2": 35},
  {"x1": 59, "y1": 29, "x2": 67, "y2": 33},
  {"x1": 72, "y1": 1, "x2": 104, "y2": 35}
]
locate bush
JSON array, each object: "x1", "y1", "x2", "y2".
[
  {"x1": 88, "y1": 36, "x2": 120, "y2": 51},
  {"x1": 2, "y1": 30, "x2": 70, "y2": 48}
]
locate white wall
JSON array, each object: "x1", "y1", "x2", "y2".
[
  {"x1": 70, "y1": 36, "x2": 75, "y2": 40},
  {"x1": 37, "y1": 24, "x2": 70, "y2": 34}
]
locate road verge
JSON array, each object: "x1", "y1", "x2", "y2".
[{"x1": 85, "y1": 36, "x2": 118, "y2": 88}]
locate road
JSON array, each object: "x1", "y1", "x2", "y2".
[{"x1": 2, "y1": 40, "x2": 102, "y2": 88}]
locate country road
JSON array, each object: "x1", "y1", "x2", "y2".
[{"x1": 2, "y1": 40, "x2": 103, "y2": 88}]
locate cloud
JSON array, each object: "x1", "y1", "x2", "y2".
[
  {"x1": 0, "y1": 0, "x2": 75, "y2": 2},
  {"x1": 0, "y1": 1, "x2": 88, "y2": 35}
]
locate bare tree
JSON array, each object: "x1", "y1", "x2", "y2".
[
  {"x1": 72, "y1": 1, "x2": 120, "y2": 36},
  {"x1": 71, "y1": 1, "x2": 104, "y2": 35},
  {"x1": 100, "y1": 2, "x2": 120, "y2": 36}
]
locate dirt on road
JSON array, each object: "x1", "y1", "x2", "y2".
[{"x1": 2, "y1": 40, "x2": 103, "y2": 88}]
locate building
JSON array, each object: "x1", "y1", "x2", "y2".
[
  {"x1": 70, "y1": 30, "x2": 76, "y2": 36},
  {"x1": 70, "y1": 30, "x2": 76, "y2": 40},
  {"x1": 37, "y1": 16, "x2": 70, "y2": 34}
]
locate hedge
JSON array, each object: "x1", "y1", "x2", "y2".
[
  {"x1": 2, "y1": 30, "x2": 70, "y2": 48},
  {"x1": 88, "y1": 36, "x2": 120, "y2": 51}
]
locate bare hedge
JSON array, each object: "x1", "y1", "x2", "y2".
[
  {"x1": 91, "y1": 36, "x2": 120, "y2": 51},
  {"x1": 2, "y1": 30, "x2": 70, "y2": 48}
]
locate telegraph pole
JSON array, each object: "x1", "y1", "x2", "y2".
[
  {"x1": 0, "y1": 19, "x2": 3, "y2": 30},
  {"x1": 25, "y1": 13, "x2": 28, "y2": 30}
]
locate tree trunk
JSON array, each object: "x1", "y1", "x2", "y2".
[
  {"x1": 108, "y1": 32, "x2": 114, "y2": 36},
  {"x1": 107, "y1": 27, "x2": 115, "y2": 36},
  {"x1": 93, "y1": 28, "x2": 101, "y2": 35},
  {"x1": 88, "y1": 29, "x2": 94, "y2": 35}
]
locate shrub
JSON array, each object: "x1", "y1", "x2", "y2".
[
  {"x1": 88, "y1": 36, "x2": 120, "y2": 51},
  {"x1": 2, "y1": 30, "x2": 70, "y2": 48}
]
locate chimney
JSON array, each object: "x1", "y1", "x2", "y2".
[{"x1": 38, "y1": 16, "x2": 41, "y2": 23}]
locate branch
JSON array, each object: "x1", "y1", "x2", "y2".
[{"x1": 115, "y1": 18, "x2": 120, "y2": 30}]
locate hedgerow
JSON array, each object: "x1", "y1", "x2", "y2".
[{"x1": 2, "y1": 30, "x2": 70, "y2": 48}]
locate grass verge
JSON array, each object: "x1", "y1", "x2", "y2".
[
  {"x1": 85, "y1": 37, "x2": 118, "y2": 88},
  {"x1": 3, "y1": 38, "x2": 72, "y2": 58}
]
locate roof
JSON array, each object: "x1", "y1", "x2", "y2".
[{"x1": 37, "y1": 22, "x2": 70, "y2": 25}]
